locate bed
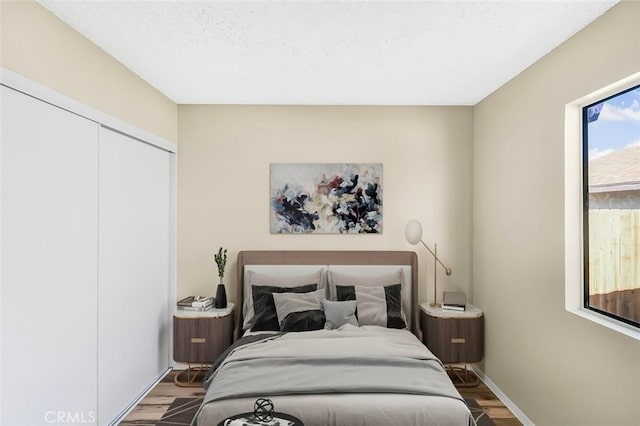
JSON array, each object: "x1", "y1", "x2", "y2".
[{"x1": 192, "y1": 251, "x2": 472, "y2": 426}]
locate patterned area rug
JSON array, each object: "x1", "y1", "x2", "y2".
[
  {"x1": 157, "y1": 398, "x2": 203, "y2": 426},
  {"x1": 157, "y1": 397, "x2": 495, "y2": 426},
  {"x1": 465, "y1": 398, "x2": 496, "y2": 426}
]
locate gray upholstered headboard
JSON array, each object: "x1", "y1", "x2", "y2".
[{"x1": 235, "y1": 250, "x2": 419, "y2": 341}]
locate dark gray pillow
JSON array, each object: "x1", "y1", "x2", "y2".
[
  {"x1": 321, "y1": 299, "x2": 359, "y2": 329},
  {"x1": 251, "y1": 283, "x2": 318, "y2": 331}
]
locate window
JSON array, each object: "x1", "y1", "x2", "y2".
[{"x1": 582, "y1": 84, "x2": 640, "y2": 329}]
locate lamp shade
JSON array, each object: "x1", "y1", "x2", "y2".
[{"x1": 405, "y1": 220, "x2": 423, "y2": 245}]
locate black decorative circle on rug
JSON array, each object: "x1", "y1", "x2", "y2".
[{"x1": 253, "y1": 397, "x2": 275, "y2": 422}]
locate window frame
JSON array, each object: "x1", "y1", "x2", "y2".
[
  {"x1": 581, "y1": 85, "x2": 640, "y2": 329},
  {"x1": 564, "y1": 72, "x2": 640, "y2": 341}
]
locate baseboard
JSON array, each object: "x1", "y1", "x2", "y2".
[
  {"x1": 471, "y1": 366, "x2": 535, "y2": 426},
  {"x1": 108, "y1": 367, "x2": 173, "y2": 426}
]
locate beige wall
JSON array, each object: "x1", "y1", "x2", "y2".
[
  {"x1": 473, "y1": 2, "x2": 640, "y2": 425},
  {"x1": 178, "y1": 105, "x2": 473, "y2": 305},
  {"x1": 6, "y1": 2, "x2": 639, "y2": 423},
  {"x1": 0, "y1": 1, "x2": 177, "y2": 142}
]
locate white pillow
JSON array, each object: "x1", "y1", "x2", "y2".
[
  {"x1": 329, "y1": 269, "x2": 407, "y2": 326},
  {"x1": 243, "y1": 270, "x2": 322, "y2": 330},
  {"x1": 334, "y1": 283, "x2": 406, "y2": 329},
  {"x1": 328, "y1": 270, "x2": 402, "y2": 300}
]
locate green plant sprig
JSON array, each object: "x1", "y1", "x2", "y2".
[{"x1": 214, "y1": 247, "x2": 227, "y2": 278}]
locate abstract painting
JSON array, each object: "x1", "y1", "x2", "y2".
[{"x1": 270, "y1": 163, "x2": 383, "y2": 234}]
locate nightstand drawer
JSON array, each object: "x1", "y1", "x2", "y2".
[
  {"x1": 173, "y1": 314, "x2": 234, "y2": 363},
  {"x1": 420, "y1": 312, "x2": 484, "y2": 363}
]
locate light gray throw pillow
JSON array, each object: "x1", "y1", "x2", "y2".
[
  {"x1": 273, "y1": 289, "x2": 323, "y2": 325},
  {"x1": 322, "y1": 299, "x2": 359, "y2": 330},
  {"x1": 272, "y1": 289, "x2": 325, "y2": 332}
]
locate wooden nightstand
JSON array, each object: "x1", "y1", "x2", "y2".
[
  {"x1": 173, "y1": 303, "x2": 235, "y2": 387},
  {"x1": 420, "y1": 303, "x2": 484, "y2": 387}
]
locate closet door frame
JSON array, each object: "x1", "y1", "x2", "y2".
[{"x1": 0, "y1": 67, "x2": 178, "y2": 425}]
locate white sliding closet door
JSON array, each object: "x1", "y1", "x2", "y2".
[
  {"x1": 1, "y1": 87, "x2": 99, "y2": 425},
  {"x1": 97, "y1": 127, "x2": 171, "y2": 425}
]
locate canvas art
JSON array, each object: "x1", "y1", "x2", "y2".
[{"x1": 270, "y1": 163, "x2": 383, "y2": 234}]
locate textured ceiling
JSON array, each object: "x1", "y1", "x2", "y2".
[{"x1": 38, "y1": 0, "x2": 618, "y2": 105}]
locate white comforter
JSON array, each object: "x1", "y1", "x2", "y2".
[{"x1": 194, "y1": 325, "x2": 471, "y2": 426}]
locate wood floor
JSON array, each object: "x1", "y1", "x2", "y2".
[
  {"x1": 457, "y1": 380, "x2": 522, "y2": 426},
  {"x1": 121, "y1": 371, "x2": 206, "y2": 425},
  {"x1": 121, "y1": 370, "x2": 522, "y2": 425}
]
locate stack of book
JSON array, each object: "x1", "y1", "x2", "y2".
[
  {"x1": 177, "y1": 296, "x2": 214, "y2": 311},
  {"x1": 442, "y1": 291, "x2": 466, "y2": 311}
]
